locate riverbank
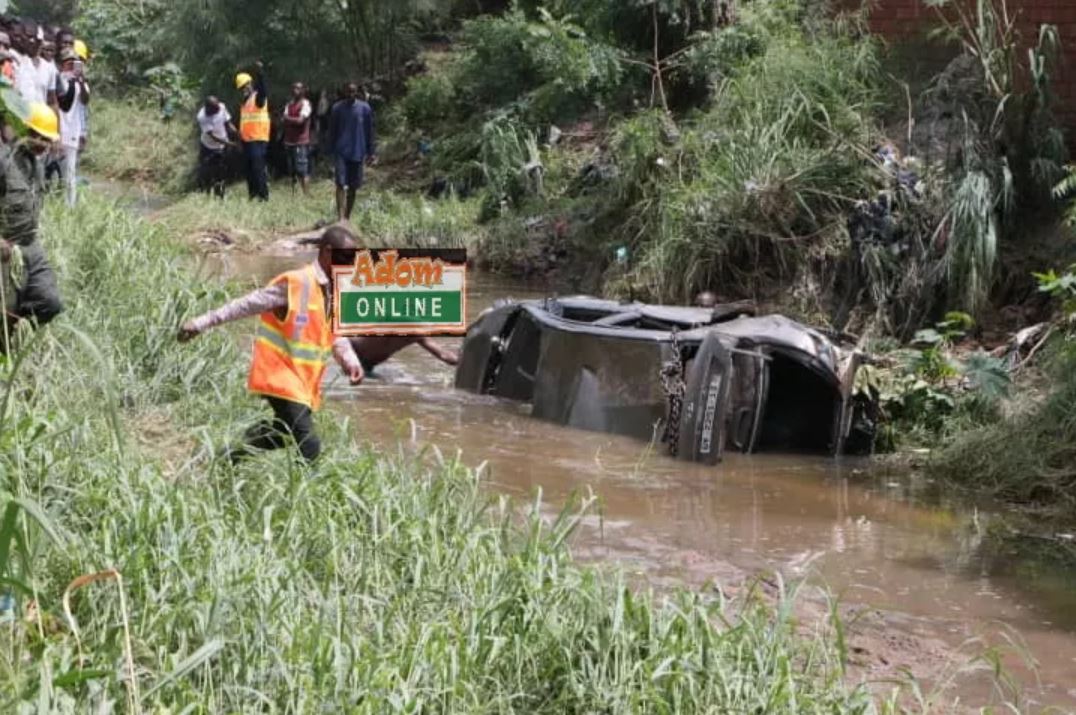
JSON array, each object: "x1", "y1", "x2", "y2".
[{"x1": 0, "y1": 192, "x2": 908, "y2": 711}]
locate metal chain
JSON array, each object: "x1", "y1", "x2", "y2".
[{"x1": 659, "y1": 328, "x2": 687, "y2": 457}]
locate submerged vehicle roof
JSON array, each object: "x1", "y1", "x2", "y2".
[
  {"x1": 457, "y1": 295, "x2": 875, "y2": 461},
  {"x1": 500, "y1": 296, "x2": 845, "y2": 381}
]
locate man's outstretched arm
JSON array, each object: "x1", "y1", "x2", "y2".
[
  {"x1": 419, "y1": 337, "x2": 459, "y2": 366},
  {"x1": 178, "y1": 284, "x2": 286, "y2": 342},
  {"x1": 332, "y1": 336, "x2": 365, "y2": 385}
]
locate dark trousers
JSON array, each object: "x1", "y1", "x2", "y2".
[
  {"x1": 3, "y1": 241, "x2": 63, "y2": 323},
  {"x1": 198, "y1": 145, "x2": 227, "y2": 199},
  {"x1": 1, "y1": 241, "x2": 62, "y2": 352},
  {"x1": 44, "y1": 157, "x2": 62, "y2": 186},
  {"x1": 235, "y1": 396, "x2": 321, "y2": 463},
  {"x1": 243, "y1": 141, "x2": 269, "y2": 201}
]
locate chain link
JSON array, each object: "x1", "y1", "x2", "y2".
[{"x1": 659, "y1": 329, "x2": 687, "y2": 457}]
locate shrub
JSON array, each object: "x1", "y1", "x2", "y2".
[
  {"x1": 922, "y1": 0, "x2": 1067, "y2": 315},
  {"x1": 607, "y1": 18, "x2": 883, "y2": 304},
  {"x1": 857, "y1": 313, "x2": 1009, "y2": 449},
  {"x1": 675, "y1": 24, "x2": 768, "y2": 89},
  {"x1": 400, "y1": 72, "x2": 458, "y2": 129},
  {"x1": 930, "y1": 343, "x2": 1076, "y2": 510},
  {"x1": 456, "y1": 9, "x2": 625, "y2": 122}
]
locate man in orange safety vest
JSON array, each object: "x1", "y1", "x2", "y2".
[
  {"x1": 178, "y1": 226, "x2": 365, "y2": 462},
  {"x1": 235, "y1": 61, "x2": 270, "y2": 201}
]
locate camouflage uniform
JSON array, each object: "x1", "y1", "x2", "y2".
[{"x1": 0, "y1": 141, "x2": 62, "y2": 328}]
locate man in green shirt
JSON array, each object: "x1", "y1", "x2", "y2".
[{"x1": 0, "y1": 100, "x2": 64, "y2": 350}]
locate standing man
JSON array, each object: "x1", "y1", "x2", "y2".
[
  {"x1": 73, "y1": 40, "x2": 91, "y2": 159},
  {"x1": 57, "y1": 29, "x2": 75, "y2": 53},
  {"x1": 0, "y1": 47, "x2": 16, "y2": 84},
  {"x1": 196, "y1": 95, "x2": 236, "y2": 198},
  {"x1": 40, "y1": 37, "x2": 55, "y2": 66},
  {"x1": 177, "y1": 226, "x2": 365, "y2": 463},
  {"x1": 0, "y1": 102, "x2": 65, "y2": 350},
  {"x1": 42, "y1": 35, "x2": 62, "y2": 189},
  {"x1": 14, "y1": 23, "x2": 59, "y2": 110},
  {"x1": 236, "y1": 62, "x2": 270, "y2": 202},
  {"x1": 282, "y1": 81, "x2": 312, "y2": 195},
  {"x1": 328, "y1": 82, "x2": 375, "y2": 222},
  {"x1": 56, "y1": 47, "x2": 88, "y2": 206},
  {"x1": 6, "y1": 21, "x2": 25, "y2": 69}
]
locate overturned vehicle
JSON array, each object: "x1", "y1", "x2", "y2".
[{"x1": 455, "y1": 297, "x2": 874, "y2": 462}]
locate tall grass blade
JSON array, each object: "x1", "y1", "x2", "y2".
[
  {"x1": 62, "y1": 569, "x2": 141, "y2": 713},
  {"x1": 141, "y1": 639, "x2": 225, "y2": 702}
]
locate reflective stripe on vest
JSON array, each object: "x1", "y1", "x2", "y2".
[
  {"x1": 240, "y1": 95, "x2": 270, "y2": 143},
  {"x1": 247, "y1": 266, "x2": 333, "y2": 409},
  {"x1": 255, "y1": 324, "x2": 332, "y2": 365}
]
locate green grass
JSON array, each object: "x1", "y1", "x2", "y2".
[
  {"x1": 154, "y1": 184, "x2": 483, "y2": 252},
  {"x1": 930, "y1": 343, "x2": 1076, "y2": 516},
  {"x1": 0, "y1": 192, "x2": 899, "y2": 711},
  {"x1": 81, "y1": 98, "x2": 196, "y2": 195}
]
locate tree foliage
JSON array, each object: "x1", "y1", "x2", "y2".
[
  {"x1": 10, "y1": 0, "x2": 76, "y2": 25},
  {"x1": 70, "y1": 0, "x2": 459, "y2": 102},
  {"x1": 74, "y1": 0, "x2": 174, "y2": 93}
]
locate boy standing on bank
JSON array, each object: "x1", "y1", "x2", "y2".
[{"x1": 328, "y1": 82, "x2": 375, "y2": 222}]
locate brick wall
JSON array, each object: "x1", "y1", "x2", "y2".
[{"x1": 857, "y1": 0, "x2": 1076, "y2": 133}]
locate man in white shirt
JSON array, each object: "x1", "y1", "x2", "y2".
[
  {"x1": 13, "y1": 23, "x2": 58, "y2": 108},
  {"x1": 196, "y1": 96, "x2": 237, "y2": 198},
  {"x1": 57, "y1": 48, "x2": 87, "y2": 206}
]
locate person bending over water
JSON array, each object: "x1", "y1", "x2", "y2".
[{"x1": 349, "y1": 335, "x2": 458, "y2": 375}]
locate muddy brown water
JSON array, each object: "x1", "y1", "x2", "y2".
[{"x1": 206, "y1": 249, "x2": 1076, "y2": 711}]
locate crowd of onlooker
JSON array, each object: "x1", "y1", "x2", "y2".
[
  {"x1": 197, "y1": 63, "x2": 375, "y2": 222},
  {"x1": 0, "y1": 14, "x2": 90, "y2": 207}
]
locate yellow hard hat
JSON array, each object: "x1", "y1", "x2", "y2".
[
  {"x1": 73, "y1": 39, "x2": 89, "y2": 61},
  {"x1": 26, "y1": 102, "x2": 59, "y2": 141},
  {"x1": 235, "y1": 72, "x2": 253, "y2": 90}
]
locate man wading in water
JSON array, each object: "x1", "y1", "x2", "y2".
[
  {"x1": 178, "y1": 226, "x2": 365, "y2": 462},
  {"x1": 349, "y1": 335, "x2": 459, "y2": 376}
]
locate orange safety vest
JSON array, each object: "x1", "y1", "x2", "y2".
[
  {"x1": 239, "y1": 94, "x2": 270, "y2": 143},
  {"x1": 247, "y1": 266, "x2": 334, "y2": 410}
]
